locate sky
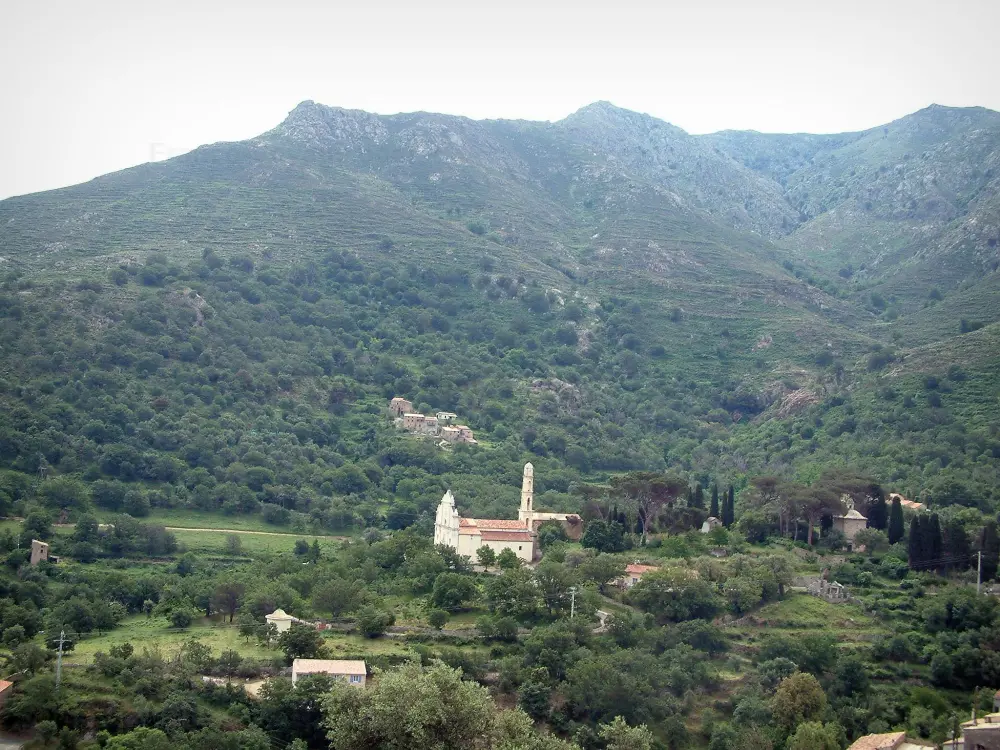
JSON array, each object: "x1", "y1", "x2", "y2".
[{"x1": 2, "y1": 0, "x2": 999, "y2": 199}]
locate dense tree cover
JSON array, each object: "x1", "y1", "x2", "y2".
[
  {"x1": 0, "y1": 243, "x2": 997, "y2": 546},
  {"x1": 1, "y1": 488, "x2": 999, "y2": 749}
]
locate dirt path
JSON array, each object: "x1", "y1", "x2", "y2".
[{"x1": 164, "y1": 527, "x2": 347, "y2": 540}]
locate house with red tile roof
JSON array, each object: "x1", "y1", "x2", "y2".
[
  {"x1": 621, "y1": 563, "x2": 660, "y2": 588},
  {"x1": 0, "y1": 679, "x2": 13, "y2": 709}
]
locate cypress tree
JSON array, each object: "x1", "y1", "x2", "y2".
[
  {"x1": 943, "y1": 519, "x2": 971, "y2": 572},
  {"x1": 693, "y1": 483, "x2": 705, "y2": 510},
  {"x1": 925, "y1": 514, "x2": 943, "y2": 572},
  {"x1": 908, "y1": 516, "x2": 923, "y2": 569},
  {"x1": 710, "y1": 485, "x2": 720, "y2": 518},
  {"x1": 980, "y1": 521, "x2": 999, "y2": 582},
  {"x1": 888, "y1": 497, "x2": 905, "y2": 544},
  {"x1": 722, "y1": 485, "x2": 735, "y2": 527},
  {"x1": 868, "y1": 495, "x2": 888, "y2": 531}
]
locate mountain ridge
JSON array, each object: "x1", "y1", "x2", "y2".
[{"x1": 0, "y1": 98, "x2": 998, "y2": 514}]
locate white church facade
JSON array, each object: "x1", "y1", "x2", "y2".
[{"x1": 434, "y1": 463, "x2": 580, "y2": 563}]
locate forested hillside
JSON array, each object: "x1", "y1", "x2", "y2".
[
  {"x1": 1, "y1": 100, "x2": 999, "y2": 528},
  {"x1": 1, "y1": 99, "x2": 1000, "y2": 750}
]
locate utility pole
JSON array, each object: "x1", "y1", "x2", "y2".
[
  {"x1": 977, "y1": 551, "x2": 982, "y2": 595},
  {"x1": 55, "y1": 630, "x2": 65, "y2": 690},
  {"x1": 569, "y1": 586, "x2": 577, "y2": 619}
]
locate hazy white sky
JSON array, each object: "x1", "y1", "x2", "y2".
[{"x1": 2, "y1": 0, "x2": 999, "y2": 199}]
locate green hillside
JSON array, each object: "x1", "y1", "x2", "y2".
[
  {"x1": 2, "y1": 100, "x2": 1000, "y2": 750},
  {"x1": 1, "y1": 100, "x2": 999, "y2": 530}
]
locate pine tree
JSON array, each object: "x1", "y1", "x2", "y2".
[
  {"x1": 867, "y1": 495, "x2": 888, "y2": 531},
  {"x1": 908, "y1": 516, "x2": 923, "y2": 569},
  {"x1": 980, "y1": 520, "x2": 999, "y2": 582},
  {"x1": 722, "y1": 485, "x2": 735, "y2": 527},
  {"x1": 887, "y1": 497, "x2": 905, "y2": 544},
  {"x1": 710, "y1": 485, "x2": 720, "y2": 518},
  {"x1": 925, "y1": 514, "x2": 943, "y2": 572}
]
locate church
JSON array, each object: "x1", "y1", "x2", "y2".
[{"x1": 434, "y1": 463, "x2": 581, "y2": 563}]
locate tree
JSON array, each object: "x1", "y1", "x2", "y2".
[
  {"x1": 723, "y1": 485, "x2": 735, "y2": 527},
  {"x1": 908, "y1": 515, "x2": 923, "y2": 568},
  {"x1": 427, "y1": 609, "x2": 448, "y2": 630},
  {"x1": 431, "y1": 573, "x2": 478, "y2": 610},
  {"x1": 355, "y1": 605, "x2": 395, "y2": 638},
  {"x1": 610, "y1": 471, "x2": 686, "y2": 543},
  {"x1": 867, "y1": 495, "x2": 888, "y2": 530},
  {"x1": 599, "y1": 716, "x2": 654, "y2": 750},
  {"x1": 225, "y1": 534, "x2": 243, "y2": 556},
  {"x1": 485, "y1": 567, "x2": 541, "y2": 621},
  {"x1": 258, "y1": 673, "x2": 336, "y2": 749},
  {"x1": 217, "y1": 648, "x2": 243, "y2": 678},
  {"x1": 888, "y1": 496, "x2": 905, "y2": 544},
  {"x1": 497, "y1": 548, "x2": 521, "y2": 570},
  {"x1": 38, "y1": 476, "x2": 91, "y2": 511},
  {"x1": 534, "y1": 561, "x2": 575, "y2": 616},
  {"x1": 691, "y1": 482, "x2": 705, "y2": 510},
  {"x1": 9, "y1": 643, "x2": 48, "y2": 674},
  {"x1": 772, "y1": 672, "x2": 827, "y2": 732},
  {"x1": 278, "y1": 622, "x2": 325, "y2": 660},
  {"x1": 104, "y1": 728, "x2": 174, "y2": 750},
  {"x1": 313, "y1": 577, "x2": 365, "y2": 617},
  {"x1": 786, "y1": 722, "x2": 840, "y2": 750},
  {"x1": 537, "y1": 522, "x2": 568, "y2": 550},
  {"x1": 518, "y1": 668, "x2": 552, "y2": 720},
  {"x1": 212, "y1": 580, "x2": 245, "y2": 623},
  {"x1": 923, "y1": 513, "x2": 943, "y2": 571},
  {"x1": 577, "y1": 554, "x2": 626, "y2": 595},
  {"x1": 943, "y1": 519, "x2": 971, "y2": 571},
  {"x1": 169, "y1": 609, "x2": 193, "y2": 629},
  {"x1": 581, "y1": 520, "x2": 627, "y2": 553},
  {"x1": 237, "y1": 612, "x2": 261, "y2": 643},
  {"x1": 322, "y1": 663, "x2": 494, "y2": 750},
  {"x1": 628, "y1": 569, "x2": 722, "y2": 623},
  {"x1": 980, "y1": 520, "x2": 1000, "y2": 581},
  {"x1": 710, "y1": 485, "x2": 720, "y2": 518},
  {"x1": 476, "y1": 546, "x2": 496, "y2": 570}
]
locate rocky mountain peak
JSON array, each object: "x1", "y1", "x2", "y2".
[{"x1": 267, "y1": 100, "x2": 389, "y2": 151}]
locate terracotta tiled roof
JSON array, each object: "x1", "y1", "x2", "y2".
[
  {"x1": 479, "y1": 530, "x2": 533, "y2": 542},
  {"x1": 625, "y1": 564, "x2": 660, "y2": 575},
  {"x1": 0, "y1": 680, "x2": 12, "y2": 692},
  {"x1": 472, "y1": 519, "x2": 528, "y2": 530},
  {"x1": 847, "y1": 731, "x2": 906, "y2": 750}
]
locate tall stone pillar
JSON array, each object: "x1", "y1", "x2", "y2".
[{"x1": 518, "y1": 462, "x2": 534, "y2": 528}]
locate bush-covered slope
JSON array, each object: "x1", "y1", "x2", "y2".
[{"x1": 0, "y1": 100, "x2": 998, "y2": 527}]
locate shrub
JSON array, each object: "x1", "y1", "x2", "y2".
[
  {"x1": 169, "y1": 610, "x2": 193, "y2": 629},
  {"x1": 427, "y1": 609, "x2": 448, "y2": 630}
]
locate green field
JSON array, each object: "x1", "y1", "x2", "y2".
[
  {"x1": 64, "y1": 615, "x2": 418, "y2": 666},
  {"x1": 170, "y1": 528, "x2": 345, "y2": 557}
]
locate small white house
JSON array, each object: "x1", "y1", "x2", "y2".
[
  {"x1": 265, "y1": 608, "x2": 296, "y2": 633},
  {"x1": 292, "y1": 659, "x2": 367, "y2": 686}
]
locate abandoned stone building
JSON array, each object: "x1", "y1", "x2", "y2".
[
  {"x1": 390, "y1": 398, "x2": 476, "y2": 444},
  {"x1": 389, "y1": 397, "x2": 413, "y2": 416}
]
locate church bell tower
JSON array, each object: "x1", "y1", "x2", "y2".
[{"x1": 518, "y1": 462, "x2": 534, "y2": 528}]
